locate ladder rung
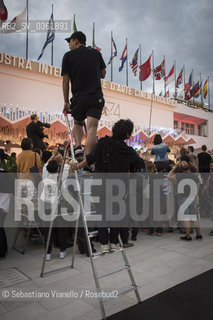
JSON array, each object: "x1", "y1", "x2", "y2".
[
  {"x1": 102, "y1": 285, "x2": 137, "y2": 302},
  {"x1": 92, "y1": 248, "x2": 123, "y2": 258},
  {"x1": 97, "y1": 265, "x2": 130, "y2": 279},
  {"x1": 88, "y1": 230, "x2": 99, "y2": 238},
  {"x1": 84, "y1": 211, "x2": 96, "y2": 215}
]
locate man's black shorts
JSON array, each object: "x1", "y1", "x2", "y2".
[{"x1": 70, "y1": 92, "x2": 105, "y2": 121}]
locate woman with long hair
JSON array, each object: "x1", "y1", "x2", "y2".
[{"x1": 151, "y1": 134, "x2": 171, "y2": 172}]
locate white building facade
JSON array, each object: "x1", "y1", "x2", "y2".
[{"x1": 0, "y1": 52, "x2": 211, "y2": 150}]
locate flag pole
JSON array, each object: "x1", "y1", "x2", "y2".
[
  {"x1": 200, "y1": 73, "x2": 203, "y2": 107},
  {"x1": 152, "y1": 50, "x2": 155, "y2": 94},
  {"x1": 26, "y1": 0, "x2": 29, "y2": 59},
  {"x1": 147, "y1": 50, "x2": 155, "y2": 160},
  {"x1": 73, "y1": 14, "x2": 75, "y2": 32},
  {"x1": 73, "y1": 14, "x2": 77, "y2": 32},
  {"x1": 51, "y1": 4, "x2": 54, "y2": 66},
  {"x1": 208, "y1": 76, "x2": 210, "y2": 110},
  {"x1": 92, "y1": 22, "x2": 95, "y2": 48},
  {"x1": 192, "y1": 69, "x2": 194, "y2": 104},
  {"x1": 164, "y1": 55, "x2": 166, "y2": 97},
  {"x1": 183, "y1": 64, "x2": 185, "y2": 100},
  {"x1": 174, "y1": 60, "x2": 176, "y2": 97},
  {"x1": 111, "y1": 31, "x2": 113, "y2": 82},
  {"x1": 139, "y1": 44, "x2": 142, "y2": 90},
  {"x1": 126, "y1": 37, "x2": 128, "y2": 87}
]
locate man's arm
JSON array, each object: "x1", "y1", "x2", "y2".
[
  {"x1": 129, "y1": 147, "x2": 145, "y2": 170},
  {"x1": 62, "y1": 74, "x2": 70, "y2": 112},
  {"x1": 72, "y1": 158, "x2": 88, "y2": 171},
  {"x1": 35, "y1": 124, "x2": 45, "y2": 138},
  {"x1": 100, "y1": 68, "x2": 106, "y2": 79}
]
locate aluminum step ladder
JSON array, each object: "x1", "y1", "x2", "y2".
[{"x1": 41, "y1": 111, "x2": 142, "y2": 319}]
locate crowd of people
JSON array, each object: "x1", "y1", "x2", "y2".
[
  {"x1": 0, "y1": 31, "x2": 212, "y2": 261},
  {"x1": 0, "y1": 123, "x2": 213, "y2": 259}
]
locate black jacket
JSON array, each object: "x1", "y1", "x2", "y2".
[
  {"x1": 86, "y1": 136, "x2": 145, "y2": 173},
  {"x1": 26, "y1": 121, "x2": 45, "y2": 150}
]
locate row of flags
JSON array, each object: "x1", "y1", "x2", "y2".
[
  {"x1": 184, "y1": 72, "x2": 208, "y2": 101},
  {"x1": 106, "y1": 34, "x2": 209, "y2": 102},
  {"x1": 0, "y1": 1, "x2": 210, "y2": 103}
]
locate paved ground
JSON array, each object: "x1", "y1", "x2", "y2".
[{"x1": 0, "y1": 227, "x2": 213, "y2": 320}]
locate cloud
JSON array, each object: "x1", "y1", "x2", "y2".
[{"x1": 1, "y1": 0, "x2": 212, "y2": 101}]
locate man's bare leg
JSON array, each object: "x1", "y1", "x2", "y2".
[
  {"x1": 85, "y1": 116, "x2": 99, "y2": 154},
  {"x1": 183, "y1": 221, "x2": 191, "y2": 238},
  {"x1": 72, "y1": 119, "x2": 84, "y2": 147}
]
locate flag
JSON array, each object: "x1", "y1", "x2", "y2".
[
  {"x1": 191, "y1": 79, "x2": 200, "y2": 97},
  {"x1": 38, "y1": 13, "x2": 55, "y2": 60},
  {"x1": 92, "y1": 23, "x2": 102, "y2": 52},
  {"x1": 94, "y1": 44, "x2": 101, "y2": 52},
  {"x1": 73, "y1": 14, "x2": 77, "y2": 32},
  {"x1": 119, "y1": 44, "x2": 127, "y2": 72},
  {"x1": 165, "y1": 90, "x2": 170, "y2": 97},
  {"x1": 107, "y1": 37, "x2": 117, "y2": 65},
  {"x1": 0, "y1": 3, "x2": 26, "y2": 33},
  {"x1": 203, "y1": 80, "x2": 208, "y2": 99},
  {"x1": 176, "y1": 67, "x2": 183, "y2": 88},
  {"x1": 139, "y1": 54, "x2": 151, "y2": 81},
  {"x1": 129, "y1": 48, "x2": 139, "y2": 76},
  {"x1": 165, "y1": 64, "x2": 175, "y2": 86},
  {"x1": 185, "y1": 71, "x2": 193, "y2": 100},
  {"x1": 0, "y1": 0, "x2": 8, "y2": 27},
  {"x1": 194, "y1": 81, "x2": 202, "y2": 98},
  {"x1": 154, "y1": 59, "x2": 165, "y2": 80}
]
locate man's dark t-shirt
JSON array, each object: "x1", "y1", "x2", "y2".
[
  {"x1": 197, "y1": 152, "x2": 212, "y2": 172},
  {"x1": 86, "y1": 136, "x2": 145, "y2": 173},
  {"x1": 61, "y1": 46, "x2": 106, "y2": 98}
]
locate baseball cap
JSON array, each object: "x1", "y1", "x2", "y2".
[{"x1": 65, "y1": 31, "x2": 86, "y2": 45}]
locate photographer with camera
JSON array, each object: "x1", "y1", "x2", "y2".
[{"x1": 26, "y1": 114, "x2": 51, "y2": 151}]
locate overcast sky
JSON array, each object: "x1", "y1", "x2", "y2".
[{"x1": 0, "y1": 0, "x2": 213, "y2": 104}]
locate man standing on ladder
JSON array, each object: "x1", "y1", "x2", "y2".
[{"x1": 62, "y1": 31, "x2": 106, "y2": 159}]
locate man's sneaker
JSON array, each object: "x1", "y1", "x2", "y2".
[
  {"x1": 196, "y1": 235, "x2": 203, "y2": 241},
  {"x1": 74, "y1": 145, "x2": 83, "y2": 160},
  {"x1": 209, "y1": 230, "x2": 213, "y2": 236},
  {"x1": 123, "y1": 242, "x2": 134, "y2": 248},
  {"x1": 100, "y1": 244, "x2": 110, "y2": 253},
  {"x1": 59, "y1": 251, "x2": 67, "y2": 259},
  {"x1": 180, "y1": 235, "x2": 192, "y2": 241},
  {"x1": 110, "y1": 243, "x2": 120, "y2": 252},
  {"x1": 43, "y1": 253, "x2": 51, "y2": 261}
]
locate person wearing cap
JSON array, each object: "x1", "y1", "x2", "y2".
[{"x1": 62, "y1": 31, "x2": 106, "y2": 159}]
